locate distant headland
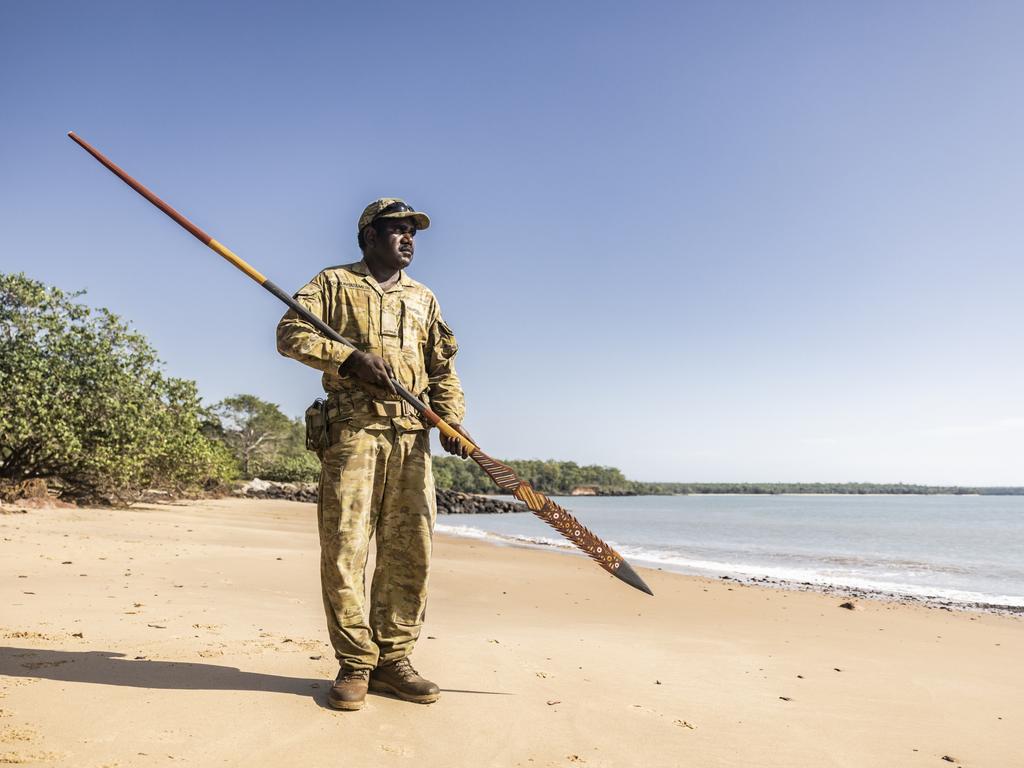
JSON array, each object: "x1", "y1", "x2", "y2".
[{"x1": 432, "y1": 457, "x2": 1024, "y2": 497}]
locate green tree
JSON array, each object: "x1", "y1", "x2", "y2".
[
  {"x1": 210, "y1": 395, "x2": 293, "y2": 478},
  {"x1": 210, "y1": 394, "x2": 320, "y2": 482},
  {"x1": 0, "y1": 273, "x2": 236, "y2": 504},
  {"x1": 260, "y1": 417, "x2": 321, "y2": 483},
  {"x1": 431, "y1": 457, "x2": 638, "y2": 495}
]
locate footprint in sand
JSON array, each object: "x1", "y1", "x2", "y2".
[
  {"x1": 0, "y1": 751, "x2": 62, "y2": 764},
  {"x1": 20, "y1": 661, "x2": 69, "y2": 670},
  {"x1": 630, "y1": 703, "x2": 697, "y2": 732},
  {"x1": 0, "y1": 725, "x2": 38, "y2": 742},
  {"x1": 1, "y1": 630, "x2": 60, "y2": 641}
]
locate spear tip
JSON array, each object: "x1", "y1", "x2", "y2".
[{"x1": 614, "y1": 559, "x2": 654, "y2": 596}]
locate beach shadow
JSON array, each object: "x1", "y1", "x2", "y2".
[
  {"x1": 0, "y1": 646, "x2": 324, "y2": 702},
  {"x1": 439, "y1": 688, "x2": 514, "y2": 696}
]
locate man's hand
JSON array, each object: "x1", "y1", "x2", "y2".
[
  {"x1": 339, "y1": 350, "x2": 397, "y2": 395},
  {"x1": 440, "y1": 423, "x2": 475, "y2": 459}
]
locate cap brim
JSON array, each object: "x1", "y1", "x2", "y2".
[{"x1": 376, "y1": 211, "x2": 430, "y2": 230}]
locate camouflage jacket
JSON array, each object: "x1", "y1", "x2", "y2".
[{"x1": 276, "y1": 260, "x2": 465, "y2": 430}]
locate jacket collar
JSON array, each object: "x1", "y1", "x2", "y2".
[{"x1": 352, "y1": 259, "x2": 412, "y2": 294}]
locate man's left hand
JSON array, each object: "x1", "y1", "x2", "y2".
[{"x1": 440, "y1": 423, "x2": 475, "y2": 459}]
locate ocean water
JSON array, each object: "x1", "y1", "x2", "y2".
[{"x1": 435, "y1": 494, "x2": 1024, "y2": 608}]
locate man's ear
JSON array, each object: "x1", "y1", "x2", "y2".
[{"x1": 362, "y1": 224, "x2": 376, "y2": 250}]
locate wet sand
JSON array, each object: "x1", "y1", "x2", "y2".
[{"x1": 1, "y1": 498, "x2": 1020, "y2": 767}]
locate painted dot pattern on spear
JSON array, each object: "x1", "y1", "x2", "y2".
[
  {"x1": 471, "y1": 451, "x2": 624, "y2": 575},
  {"x1": 531, "y1": 495, "x2": 623, "y2": 572}
]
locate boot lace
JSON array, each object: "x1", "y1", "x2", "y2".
[
  {"x1": 387, "y1": 658, "x2": 420, "y2": 681},
  {"x1": 339, "y1": 668, "x2": 369, "y2": 682}
]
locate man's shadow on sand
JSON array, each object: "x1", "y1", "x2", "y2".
[{"x1": 0, "y1": 647, "x2": 510, "y2": 707}]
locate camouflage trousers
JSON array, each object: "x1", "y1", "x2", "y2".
[{"x1": 317, "y1": 424, "x2": 435, "y2": 671}]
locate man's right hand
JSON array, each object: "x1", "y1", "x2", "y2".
[{"x1": 340, "y1": 351, "x2": 397, "y2": 395}]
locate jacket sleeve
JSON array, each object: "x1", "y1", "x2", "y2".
[
  {"x1": 425, "y1": 299, "x2": 466, "y2": 424},
  {"x1": 275, "y1": 274, "x2": 356, "y2": 374}
]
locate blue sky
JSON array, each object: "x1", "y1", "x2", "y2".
[{"x1": 2, "y1": 1, "x2": 1022, "y2": 484}]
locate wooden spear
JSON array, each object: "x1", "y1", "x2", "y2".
[{"x1": 68, "y1": 131, "x2": 653, "y2": 596}]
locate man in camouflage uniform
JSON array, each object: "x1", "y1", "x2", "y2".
[{"x1": 276, "y1": 198, "x2": 471, "y2": 711}]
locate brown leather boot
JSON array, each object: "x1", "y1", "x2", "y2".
[
  {"x1": 369, "y1": 658, "x2": 440, "y2": 704},
  {"x1": 328, "y1": 667, "x2": 369, "y2": 711}
]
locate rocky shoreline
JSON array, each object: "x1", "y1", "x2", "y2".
[
  {"x1": 720, "y1": 574, "x2": 1024, "y2": 617},
  {"x1": 2, "y1": 477, "x2": 526, "y2": 515},
  {"x1": 231, "y1": 478, "x2": 524, "y2": 514}
]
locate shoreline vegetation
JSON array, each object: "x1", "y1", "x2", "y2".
[{"x1": 3, "y1": 274, "x2": 1021, "y2": 507}]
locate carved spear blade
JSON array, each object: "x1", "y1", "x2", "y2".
[
  {"x1": 67, "y1": 131, "x2": 654, "y2": 597},
  {"x1": 472, "y1": 451, "x2": 653, "y2": 595}
]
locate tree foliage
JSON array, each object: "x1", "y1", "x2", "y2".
[
  {"x1": 0, "y1": 273, "x2": 236, "y2": 504},
  {"x1": 211, "y1": 395, "x2": 293, "y2": 477},
  {"x1": 208, "y1": 394, "x2": 320, "y2": 482},
  {"x1": 432, "y1": 457, "x2": 633, "y2": 495}
]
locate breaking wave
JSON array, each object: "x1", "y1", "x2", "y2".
[{"x1": 434, "y1": 522, "x2": 1024, "y2": 608}]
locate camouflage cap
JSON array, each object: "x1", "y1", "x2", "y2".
[{"x1": 357, "y1": 198, "x2": 431, "y2": 233}]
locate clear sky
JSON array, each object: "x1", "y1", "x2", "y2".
[{"x1": 2, "y1": 1, "x2": 1022, "y2": 485}]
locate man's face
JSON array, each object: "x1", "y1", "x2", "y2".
[{"x1": 365, "y1": 217, "x2": 416, "y2": 270}]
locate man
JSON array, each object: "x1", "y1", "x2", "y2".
[{"x1": 276, "y1": 198, "x2": 472, "y2": 711}]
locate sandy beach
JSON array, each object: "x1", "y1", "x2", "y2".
[{"x1": 1, "y1": 498, "x2": 1020, "y2": 767}]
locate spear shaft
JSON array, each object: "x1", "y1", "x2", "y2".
[{"x1": 68, "y1": 131, "x2": 653, "y2": 596}]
